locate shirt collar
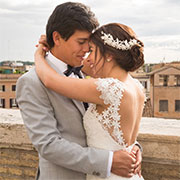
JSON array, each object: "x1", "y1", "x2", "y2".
[{"x1": 46, "y1": 51, "x2": 67, "y2": 72}]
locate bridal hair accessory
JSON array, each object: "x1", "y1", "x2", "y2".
[{"x1": 101, "y1": 31, "x2": 139, "y2": 51}]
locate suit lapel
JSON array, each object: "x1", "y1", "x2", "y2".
[
  {"x1": 71, "y1": 99, "x2": 86, "y2": 116},
  {"x1": 46, "y1": 59, "x2": 86, "y2": 116}
]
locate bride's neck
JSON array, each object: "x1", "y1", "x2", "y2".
[{"x1": 105, "y1": 65, "x2": 129, "y2": 81}]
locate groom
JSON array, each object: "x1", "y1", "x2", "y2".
[{"x1": 16, "y1": 2, "x2": 141, "y2": 180}]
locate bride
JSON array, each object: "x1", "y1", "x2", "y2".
[{"x1": 35, "y1": 23, "x2": 145, "y2": 180}]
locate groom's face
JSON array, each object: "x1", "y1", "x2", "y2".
[{"x1": 58, "y1": 30, "x2": 91, "y2": 67}]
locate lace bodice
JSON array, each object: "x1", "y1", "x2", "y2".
[
  {"x1": 84, "y1": 78, "x2": 137, "y2": 149},
  {"x1": 83, "y1": 78, "x2": 144, "y2": 180},
  {"x1": 95, "y1": 78, "x2": 128, "y2": 148}
]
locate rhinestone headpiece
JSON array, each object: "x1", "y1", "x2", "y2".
[{"x1": 101, "y1": 31, "x2": 139, "y2": 51}]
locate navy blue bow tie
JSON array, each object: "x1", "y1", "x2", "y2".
[
  {"x1": 64, "y1": 65, "x2": 83, "y2": 78},
  {"x1": 64, "y1": 64, "x2": 89, "y2": 110}
]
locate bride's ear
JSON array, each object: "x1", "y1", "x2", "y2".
[
  {"x1": 105, "y1": 54, "x2": 113, "y2": 62},
  {"x1": 52, "y1": 31, "x2": 62, "y2": 46}
]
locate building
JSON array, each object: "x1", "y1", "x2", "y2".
[
  {"x1": 148, "y1": 66, "x2": 180, "y2": 119},
  {"x1": 25, "y1": 64, "x2": 35, "y2": 71},
  {"x1": 0, "y1": 65, "x2": 25, "y2": 74},
  {"x1": 0, "y1": 74, "x2": 22, "y2": 108},
  {"x1": 151, "y1": 61, "x2": 180, "y2": 72},
  {"x1": 0, "y1": 66, "x2": 14, "y2": 74},
  {"x1": 131, "y1": 70, "x2": 151, "y2": 98},
  {"x1": 131, "y1": 69, "x2": 152, "y2": 117}
]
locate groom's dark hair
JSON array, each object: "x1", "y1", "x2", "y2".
[{"x1": 46, "y1": 2, "x2": 99, "y2": 48}]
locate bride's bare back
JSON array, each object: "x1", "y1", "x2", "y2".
[
  {"x1": 84, "y1": 77, "x2": 145, "y2": 179},
  {"x1": 119, "y1": 78, "x2": 145, "y2": 146},
  {"x1": 95, "y1": 77, "x2": 145, "y2": 147}
]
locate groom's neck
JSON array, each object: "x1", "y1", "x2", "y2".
[{"x1": 50, "y1": 48, "x2": 70, "y2": 65}]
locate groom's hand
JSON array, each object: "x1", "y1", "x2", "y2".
[{"x1": 111, "y1": 150, "x2": 136, "y2": 178}]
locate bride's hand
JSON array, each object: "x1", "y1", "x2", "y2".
[
  {"x1": 131, "y1": 146, "x2": 142, "y2": 177},
  {"x1": 35, "y1": 34, "x2": 50, "y2": 52},
  {"x1": 34, "y1": 43, "x2": 50, "y2": 84},
  {"x1": 35, "y1": 44, "x2": 47, "y2": 60}
]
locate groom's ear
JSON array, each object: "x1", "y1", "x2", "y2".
[{"x1": 52, "y1": 31, "x2": 62, "y2": 46}]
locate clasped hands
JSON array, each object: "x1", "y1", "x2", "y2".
[{"x1": 111, "y1": 145, "x2": 142, "y2": 178}]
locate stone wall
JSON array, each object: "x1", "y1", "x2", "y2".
[
  {"x1": 0, "y1": 147, "x2": 38, "y2": 180},
  {"x1": 0, "y1": 123, "x2": 38, "y2": 180},
  {"x1": 142, "y1": 98, "x2": 153, "y2": 117},
  {"x1": 0, "y1": 109, "x2": 180, "y2": 180},
  {"x1": 139, "y1": 135, "x2": 180, "y2": 180}
]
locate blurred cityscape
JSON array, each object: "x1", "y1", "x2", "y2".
[{"x1": 0, "y1": 60, "x2": 180, "y2": 119}]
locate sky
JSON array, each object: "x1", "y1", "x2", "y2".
[{"x1": 0, "y1": 0, "x2": 180, "y2": 64}]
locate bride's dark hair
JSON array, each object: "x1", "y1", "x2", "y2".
[{"x1": 90, "y1": 23, "x2": 144, "y2": 72}]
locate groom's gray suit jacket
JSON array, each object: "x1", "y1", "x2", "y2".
[{"x1": 16, "y1": 58, "x2": 109, "y2": 180}]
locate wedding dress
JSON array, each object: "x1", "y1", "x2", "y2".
[{"x1": 83, "y1": 78, "x2": 144, "y2": 180}]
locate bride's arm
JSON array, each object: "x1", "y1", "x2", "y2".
[{"x1": 35, "y1": 45, "x2": 103, "y2": 105}]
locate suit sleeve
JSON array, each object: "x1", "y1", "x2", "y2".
[{"x1": 16, "y1": 72, "x2": 109, "y2": 178}]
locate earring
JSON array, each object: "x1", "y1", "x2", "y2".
[{"x1": 106, "y1": 58, "x2": 111, "y2": 62}]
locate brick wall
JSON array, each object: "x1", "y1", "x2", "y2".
[
  {"x1": 0, "y1": 114, "x2": 39, "y2": 180},
  {"x1": 1, "y1": 134, "x2": 179, "y2": 180},
  {"x1": 0, "y1": 148, "x2": 38, "y2": 180},
  {"x1": 0, "y1": 109, "x2": 180, "y2": 180}
]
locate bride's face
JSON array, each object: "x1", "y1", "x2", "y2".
[{"x1": 86, "y1": 42, "x2": 105, "y2": 77}]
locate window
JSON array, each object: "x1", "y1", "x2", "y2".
[
  {"x1": 0, "y1": 85, "x2": 5, "y2": 92},
  {"x1": 174, "y1": 75, "x2": 180, "y2": 86},
  {"x1": 163, "y1": 75, "x2": 168, "y2": 86},
  {"x1": 159, "y1": 75, "x2": 168, "y2": 86},
  {"x1": 0, "y1": 98, "x2": 5, "y2": 108},
  {"x1": 12, "y1": 85, "x2": 16, "y2": 91},
  {"x1": 159, "y1": 100, "x2": 168, "y2": 112},
  {"x1": 140, "y1": 81, "x2": 147, "y2": 89},
  {"x1": 10, "y1": 98, "x2": 17, "y2": 108},
  {"x1": 175, "y1": 100, "x2": 180, "y2": 112}
]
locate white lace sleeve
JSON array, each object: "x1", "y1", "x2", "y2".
[
  {"x1": 95, "y1": 78, "x2": 124, "y2": 106},
  {"x1": 94, "y1": 78, "x2": 127, "y2": 147}
]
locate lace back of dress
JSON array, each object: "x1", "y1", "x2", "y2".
[{"x1": 94, "y1": 78, "x2": 128, "y2": 148}]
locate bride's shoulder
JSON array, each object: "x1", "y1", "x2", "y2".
[
  {"x1": 132, "y1": 78, "x2": 144, "y2": 90},
  {"x1": 95, "y1": 77, "x2": 125, "y2": 94},
  {"x1": 94, "y1": 78, "x2": 125, "y2": 105},
  {"x1": 95, "y1": 77, "x2": 125, "y2": 87},
  {"x1": 132, "y1": 78, "x2": 146, "y2": 101}
]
